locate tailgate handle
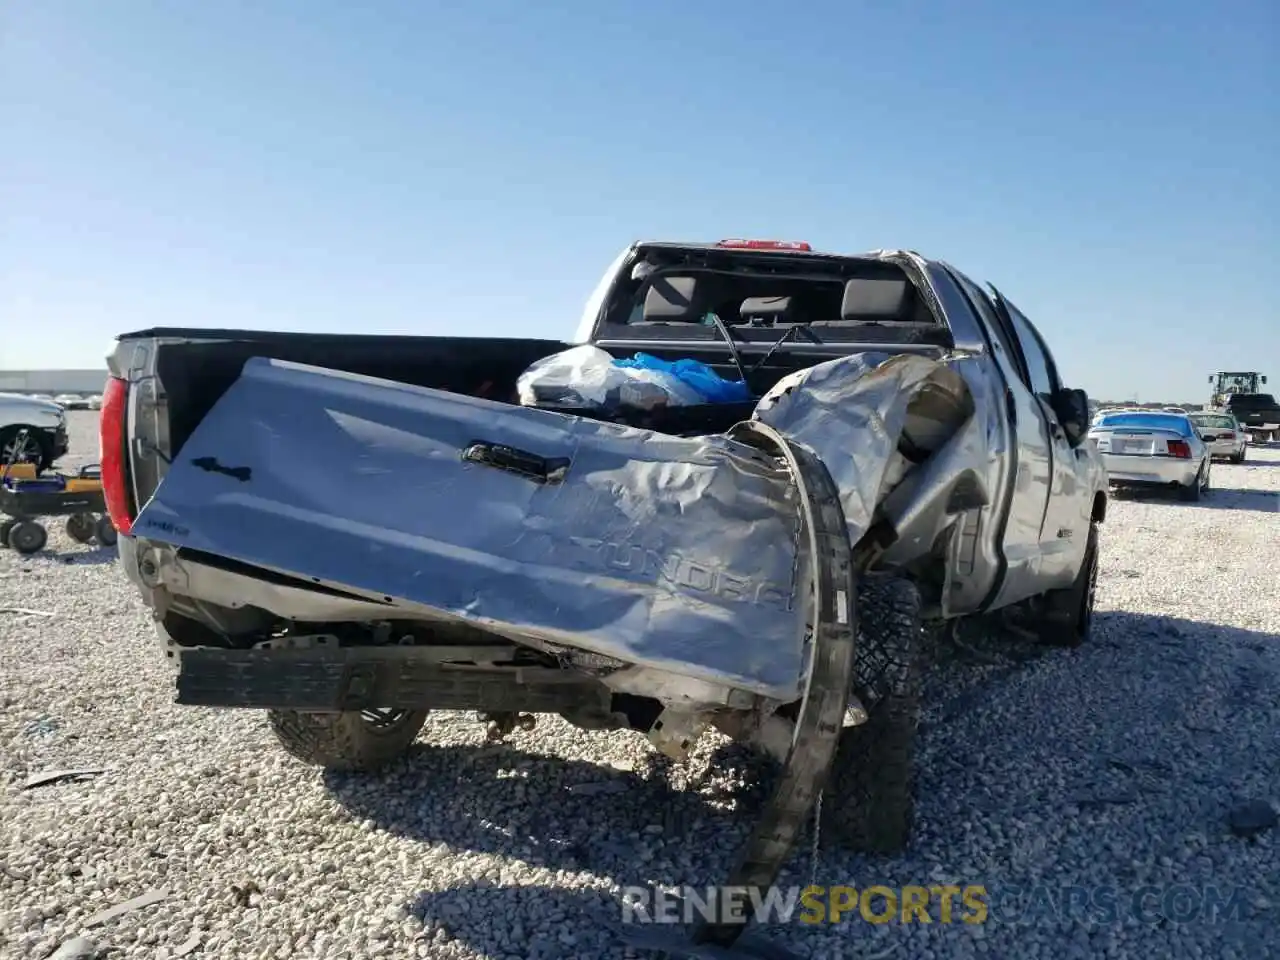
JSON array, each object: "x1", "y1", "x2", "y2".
[{"x1": 462, "y1": 441, "x2": 570, "y2": 484}]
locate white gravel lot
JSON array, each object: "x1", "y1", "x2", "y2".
[{"x1": 2, "y1": 411, "x2": 1277, "y2": 960}]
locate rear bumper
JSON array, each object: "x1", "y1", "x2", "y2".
[
  {"x1": 1206, "y1": 439, "x2": 1244, "y2": 458},
  {"x1": 1101, "y1": 454, "x2": 1200, "y2": 487},
  {"x1": 172, "y1": 644, "x2": 611, "y2": 713}
]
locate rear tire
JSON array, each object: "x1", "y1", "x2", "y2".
[
  {"x1": 0, "y1": 519, "x2": 13, "y2": 548},
  {"x1": 822, "y1": 577, "x2": 924, "y2": 854},
  {"x1": 268, "y1": 708, "x2": 429, "y2": 772},
  {"x1": 1039, "y1": 522, "x2": 1100, "y2": 648},
  {"x1": 1179, "y1": 465, "x2": 1206, "y2": 501}
]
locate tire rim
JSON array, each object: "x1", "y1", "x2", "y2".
[
  {"x1": 2, "y1": 434, "x2": 40, "y2": 463},
  {"x1": 360, "y1": 708, "x2": 411, "y2": 731}
]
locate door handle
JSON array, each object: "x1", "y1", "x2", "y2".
[{"x1": 462, "y1": 441, "x2": 571, "y2": 484}]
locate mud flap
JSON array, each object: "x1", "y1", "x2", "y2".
[{"x1": 620, "y1": 421, "x2": 862, "y2": 957}]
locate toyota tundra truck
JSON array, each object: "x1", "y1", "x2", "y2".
[{"x1": 100, "y1": 240, "x2": 1107, "y2": 949}]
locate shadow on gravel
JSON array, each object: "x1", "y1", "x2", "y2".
[
  {"x1": 53, "y1": 548, "x2": 119, "y2": 566},
  {"x1": 404, "y1": 878, "x2": 819, "y2": 960},
  {"x1": 1176, "y1": 488, "x2": 1280, "y2": 513},
  {"x1": 326, "y1": 738, "x2": 771, "y2": 886},
  {"x1": 915, "y1": 610, "x2": 1276, "y2": 736},
  {"x1": 337, "y1": 612, "x2": 1278, "y2": 959},
  {"x1": 5, "y1": 547, "x2": 118, "y2": 566},
  {"x1": 1113, "y1": 486, "x2": 1279, "y2": 513}
]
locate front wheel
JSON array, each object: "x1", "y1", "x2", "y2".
[
  {"x1": 1038, "y1": 522, "x2": 1100, "y2": 648},
  {"x1": 268, "y1": 709, "x2": 429, "y2": 771}
]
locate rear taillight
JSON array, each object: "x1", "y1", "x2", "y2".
[
  {"x1": 716, "y1": 238, "x2": 813, "y2": 251},
  {"x1": 1167, "y1": 440, "x2": 1191, "y2": 459},
  {"x1": 99, "y1": 376, "x2": 133, "y2": 535}
]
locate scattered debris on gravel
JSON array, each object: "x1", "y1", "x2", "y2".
[{"x1": 1, "y1": 413, "x2": 1276, "y2": 959}]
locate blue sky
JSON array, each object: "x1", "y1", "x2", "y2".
[{"x1": 1, "y1": 1, "x2": 1275, "y2": 400}]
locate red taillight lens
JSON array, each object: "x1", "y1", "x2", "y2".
[
  {"x1": 716, "y1": 239, "x2": 813, "y2": 252},
  {"x1": 99, "y1": 376, "x2": 133, "y2": 535},
  {"x1": 1167, "y1": 440, "x2": 1191, "y2": 459}
]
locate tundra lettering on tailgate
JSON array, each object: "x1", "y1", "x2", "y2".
[{"x1": 565, "y1": 535, "x2": 794, "y2": 610}]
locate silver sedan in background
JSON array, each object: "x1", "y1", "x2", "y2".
[
  {"x1": 1089, "y1": 410, "x2": 1212, "y2": 501},
  {"x1": 1189, "y1": 411, "x2": 1247, "y2": 463}
]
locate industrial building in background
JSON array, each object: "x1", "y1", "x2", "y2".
[{"x1": 0, "y1": 370, "x2": 109, "y2": 396}]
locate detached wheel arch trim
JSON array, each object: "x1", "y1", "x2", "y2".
[{"x1": 689, "y1": 419, "x2": 864, "y2": 950}]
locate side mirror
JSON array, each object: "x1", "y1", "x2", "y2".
[
  {"x1": 1051, "y1": 388, "x2": 1091, "y2": 446},
  {"x1": 1208, "y1": 376, "x2": 1214, "y2": 383}
]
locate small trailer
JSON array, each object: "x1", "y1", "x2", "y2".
[{"x1": 0, "y1": 430, "x2": 117, "y2": 555}]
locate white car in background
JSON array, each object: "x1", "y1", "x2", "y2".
[
  {"x1": 0, "y1": 393, "x2": 70, "y2": 471},
  {"x1": 1189, "y1": 411, "x2": 1247, "y2": 463},
  {"x1": 1089, "y1": 410, "x2": 1211, "y2": 501}
]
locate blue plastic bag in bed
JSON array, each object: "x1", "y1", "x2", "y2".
[{"x1": 613, "y1": 353, "x2": 753, "y2": 404}]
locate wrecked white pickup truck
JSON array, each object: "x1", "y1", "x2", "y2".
[{"x1": 102, "y1": 239, "x2": 1106, "y2": 949}]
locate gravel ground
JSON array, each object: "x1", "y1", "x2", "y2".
[{"x1": 2, "y1": 411, "x2": 1277, "y2": 960}]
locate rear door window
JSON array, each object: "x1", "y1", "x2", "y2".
[
  {"x1": 948, "y1": 271, "x2": 1030, "y2": 387},
  {"x1": 1003, "y1": 301, "x2": 1060, "y2": 404}
]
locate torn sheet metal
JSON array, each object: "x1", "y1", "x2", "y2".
[
  {"x1": 753, "y1": 352, "x2": 978, "y2": 547},
  {"x1": 131, "y1": 358, "x2": 809, "y2": 700},
  {"x1": 132, "y1": 352, "x2": 979, "y2": 701}
]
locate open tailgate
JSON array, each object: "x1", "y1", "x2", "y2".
[{"x1": 131, "y1": 357, "x2": 810, "y2": 700}]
